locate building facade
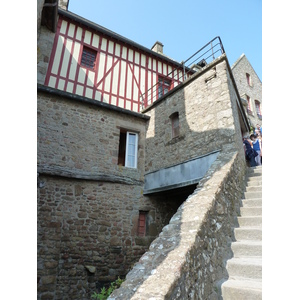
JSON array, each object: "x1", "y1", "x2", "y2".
[
  {"x1": 41, "y1": 8, "x2": 190, "y2": 113},
  {"x1": 37, "y1": 1, "x2": 251, "y2": 299},
  {"x1": 231, "y1": 53, "x2": 262, "y2": 130}
]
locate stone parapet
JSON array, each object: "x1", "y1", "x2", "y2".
[{"x1": 109, "y1": 151, "x2": 247, "y2": 299}]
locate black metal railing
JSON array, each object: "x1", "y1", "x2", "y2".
[{"x1": 140, "y1": 36, "x2": 225, "y2": 110}]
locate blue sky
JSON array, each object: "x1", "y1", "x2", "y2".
[{"x1": 68, "y1": 0, "x2": 262, "y2": 80}]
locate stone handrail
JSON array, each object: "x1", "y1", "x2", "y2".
[{"x1": 108, "y1": 151, "x2": 246, "y2": 299}]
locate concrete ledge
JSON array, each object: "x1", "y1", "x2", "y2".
[{"x1": 143, "y1": 150, "x2": 220, "y2": 194}]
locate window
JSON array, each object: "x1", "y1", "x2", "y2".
[
  {"x1": 118, "y1": 130, "x2": 138, "y2": 168},
  {"x1": 255, "y1": 100, "x2": 262, "y2": 118},
  {"x1": 137, "y1": 211, "x2": 147, "y2": 237},
  {"x1": 246, "y1": 73, "x2": 252, "y2": 86},
  {"x1": 246, "y1": 95, "x2": 252, "y2": 115},
  {"x1": 80, "y1": 46, "x2": 97, "y2": 70},
  {"x1": 158, "y1": 77, "x2": 171, "y2": 98},
  {"x1": 170, "y1": 112, "x2": 179, "y2": 138}
]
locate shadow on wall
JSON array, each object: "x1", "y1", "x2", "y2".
[
  {"x1": 109, "y1": 61, "x2": 247, "y2": 299},
  {"x1": 109, "y1": 150, "x2": 244, "y2": 299}
]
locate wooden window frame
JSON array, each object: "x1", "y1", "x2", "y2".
[
  {"x1": 80, "y1": 45, "x2": 97, "y2": 70},
  {"x1": 158, "y1": 76, "x2": 172, "y2": 98},
  {"x1": 118, "y1": 130, "x2": 138, "y2": 169},
  {"x1": 138, "y1": 211, "x2": 147, "y2": 237}
]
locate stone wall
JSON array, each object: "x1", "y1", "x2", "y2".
[
  {"x1": 144, "y1": 56, "x2": 244, "y2": 174},
  {"x1": 231, "y1": 54, "x2": 262, "y2": 127},
  {"x1": 37, "y1": 87, "x2": 147, "y2": 179},
  {"x1": 37, "y1": 0, "x2": 45, "y2": 32},
  {"x1": 37, "y1": 26, "x2": 55, "y2": 85},
  {"x1": 107, "y1": 56, "x2": 248, "y2": 299},
  {"x1": 108, "y1": 151, "x2": 247, "y2": 300},
  {"x1": 37, "y1": 87, "x2": 182, "y2": 299},
  {"x1": 37, "y1": 54, "x2": 249, "y2": 299}
]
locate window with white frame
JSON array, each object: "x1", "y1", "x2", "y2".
[{"x1": 118, "y1": 130, "x2": 138, "y2": 168}]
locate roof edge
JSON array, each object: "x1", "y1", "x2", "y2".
[
  {"x1": 37, "y1": 84, "x2": 150, "y2": 120},
  {"x1": 58, "y1": 8, "x2": 183, "y2": 68}
]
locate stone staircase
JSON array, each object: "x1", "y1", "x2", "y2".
[{"x1": 221, "y1": 166, "x2": 262, "y2": 299}]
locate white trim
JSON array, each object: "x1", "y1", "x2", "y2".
[{"x1": 125, "y1": 132, "x2": 138, "y2": 168}]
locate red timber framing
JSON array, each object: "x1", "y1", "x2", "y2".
[{"x1": 45, "y1": 14, "x2": 185, "y2": 113}]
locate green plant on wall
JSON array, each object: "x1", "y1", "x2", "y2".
[{"x1": 91, "y1": 277, "x2": 124, "y2": 300}]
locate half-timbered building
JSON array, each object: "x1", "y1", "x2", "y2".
[
  {"x1": 43, "y1": 8, "x2": 190, "y2": 112},
  {"x1": 37, "y1": 1, "x2": 251, "y2": 299}
]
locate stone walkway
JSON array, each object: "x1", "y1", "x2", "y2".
[{"x1": 221, "y1": 166, "x2": 262, "y2": 299}]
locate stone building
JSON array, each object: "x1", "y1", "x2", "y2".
[
  {"x1": 37, "y1": 1, "x2": 254, "y2": 299},
  {"x1": 231, "y1": 53, "x2": 262, "y2": 130}
]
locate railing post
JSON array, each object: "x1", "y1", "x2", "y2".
[{"x1": 210, "y1": 42, "x2": 215, "y2": 60}]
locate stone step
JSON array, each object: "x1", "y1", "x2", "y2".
[
  {"x1": 243, "y1": 191, "x2": 262, "y2": 199},
  {"x1": 240, "y1": 207, "x2": 262, "y2": 217},
  {"x1": 241, "y1": 199, "x2": 262, "y2": 207},
  {"x1": 246, "y1": 177, "x2": 262, "y2": 186},
  {"x1": 221, "y1": 278, "x2": 262, "y2": 300},
  {"x1": 246, "y1": 185, "x2": 262, "y2": 192},
  {"x1": 231, "y1": 240, "x2": 262, "y2": 257},
  {"x1": 247, "y1": 173, "x2": 262, "y2": 179},
  {"x1": 234, "y1": 227, "x2": 262, "y2": 241},
  {"x1": 226, "y1": 257, "x2": 262, "y2": 279},
  {"x1": 237, "y1": 216, "x2": 262, "y2": 227},
  {"x1": 247, "y1": 166, "x2": 262, "y2": 175}
]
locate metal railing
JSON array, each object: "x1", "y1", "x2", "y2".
[{"x1": 140, "y1": 36, "x2": 225, "y2": 110}]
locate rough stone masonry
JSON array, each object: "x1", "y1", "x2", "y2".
[{"x1": 108, "y1": 152, "x2": 247, "y2": 299}]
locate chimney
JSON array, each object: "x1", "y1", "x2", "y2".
[
  {"x1": 151, "y1": 41, "x2": 164, "y2": 54},
  {"x1": 58, "y1": 0, "x2": 69, "y2": 10}
]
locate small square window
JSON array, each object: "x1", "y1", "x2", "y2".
[{"x1": 80, "y1": 46, "x2": 97, "y2": 70}]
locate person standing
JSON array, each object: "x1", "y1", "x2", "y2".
[
  {"x1": 255, "y1": 124, "x2": 262, "y2": 136},
  {"x1": 250, "y1": 134, "x2": 262, "y2": 166},
  {"x1": 243, "y1": 134, "x2": 257, "y2": 167}
]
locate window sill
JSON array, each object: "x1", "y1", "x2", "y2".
[{"x1": 165, "y1": 134, "x2": 185, "y2": 146}]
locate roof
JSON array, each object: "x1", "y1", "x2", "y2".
[
  {"x1": 58, "y1": 8, "x2": 184, "y2": 68},
  {"x1": 231, "y1": 53, "x2": 262, "y2": 83}
]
